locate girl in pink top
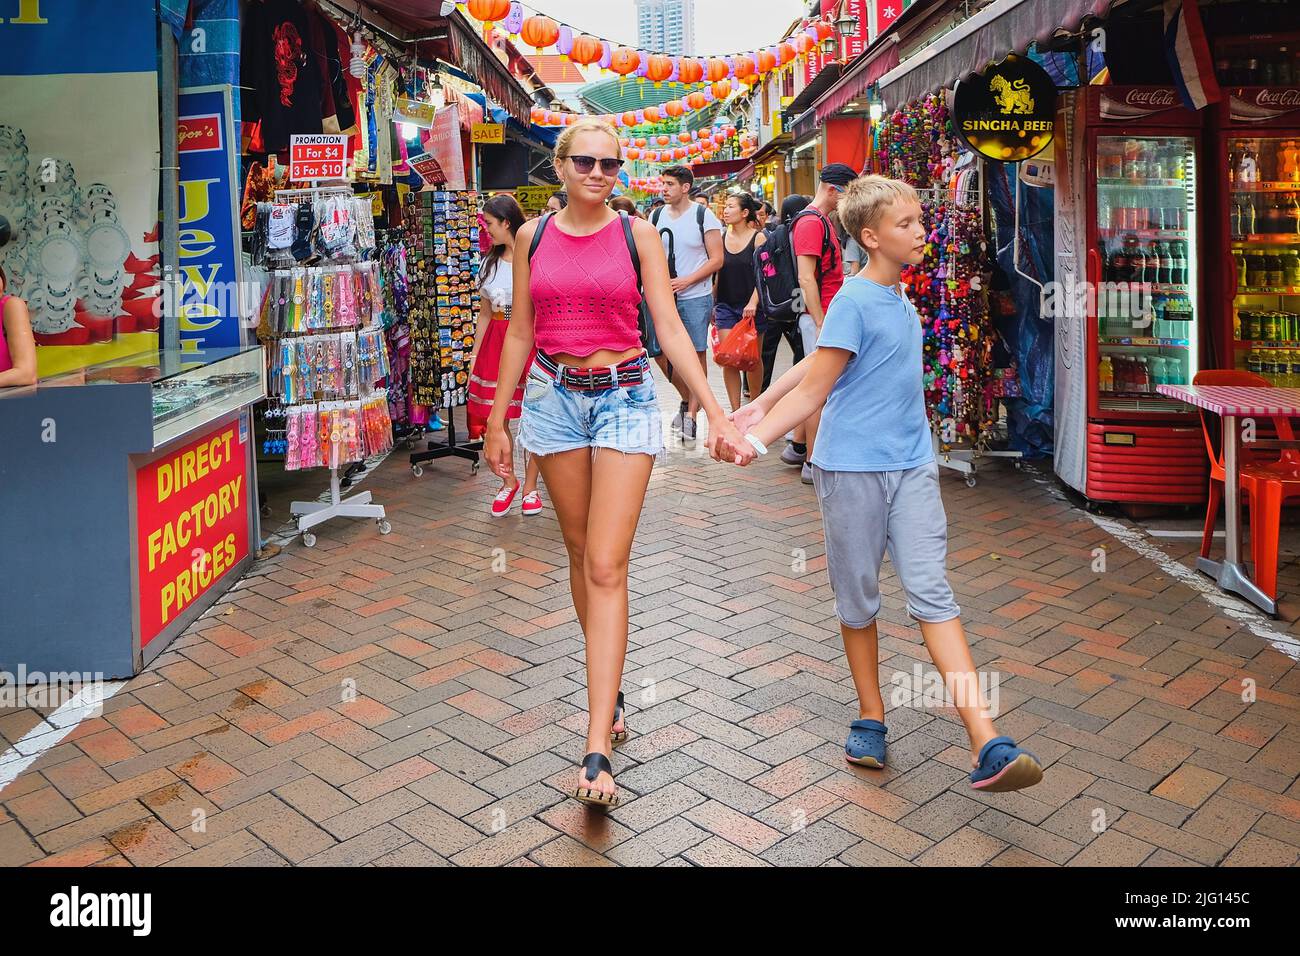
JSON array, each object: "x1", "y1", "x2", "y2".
[
  {"x1": 0, "y1": 265, "x2": 38, "y2": 387},
  {"x1": 484, "y1": 121, "x2": 753, "y2": 808}
]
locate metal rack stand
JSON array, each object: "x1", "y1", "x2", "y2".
[
  {"x1": 410, "y1": 404, "x2": 481, "y2": 477},
  {"x1": 273, "y1": 185, "x2": 391, "y2": 546}
]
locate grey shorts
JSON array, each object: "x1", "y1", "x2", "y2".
[{"x1": 811, "y1": 459, "x2": 961, "y2": 628}]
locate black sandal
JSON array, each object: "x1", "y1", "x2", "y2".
[
  {"x1": 611, "y1": 691, "x2": 628, "y2": 743},
  {"x1": 570, "y1": 752, "x2": 621, "y2": 809}
]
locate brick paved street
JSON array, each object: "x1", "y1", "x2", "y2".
[{"x1": 3, "y1": 364, "x2": 1299, "y2": 868}]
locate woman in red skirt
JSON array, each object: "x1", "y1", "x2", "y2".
[{"x1": 467, "y1": 195, "x2": 543, "y2": 516}]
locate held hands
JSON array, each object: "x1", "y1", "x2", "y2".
[
  {"x1": 728, "y1": 401, "x2": 765, "y2": 437},
  {"x1": 483, "y1": 423, "x2": 514, "y2": 480},
  {"x1": 707, "y1": 412, "x2": 757, "y2": 466}
]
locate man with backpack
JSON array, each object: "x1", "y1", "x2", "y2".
[
  {"x1": 652, "y1": 165, "x2": 724, "y2": 443},
  {"x1": 752, "y1": 165, "x2": 852, "y2": 481}
]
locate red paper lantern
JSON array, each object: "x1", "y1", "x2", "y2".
[
  {"x1": 778, "y1": 42, "x2": 796, "y2": 66},
  {"x1": 674, "y1": 147, "x2": 687, "y2": 159},
  {"x1": 610, "y1": 47, "x2": 640, "y2": 77},
  {"x1": 794, "y1": 33, "x2": 815, "y2": 56},
  {"x1": 814, "y1": 20, "x2": 835, "y2": 42},
  {"x1": 570, "y1": 34, "x2": 603, "y2": 66},
  {"x1": 467, "y1": 0, "x2": 511, "y2": 27},
  {"x1": 622, "y1": 111, "x2": 638, "y2": 126},
  {"x1": 713, "y1": 132, "x2": 726, "y2": 144},
  {"x1": 725, "y1": 125, "x2": 737, "y2": 137},
  {"x1": 706, "y1": 57, "x2": 730, "y2": 82},
  {"x1": 678, "y1": 57, "x2": 704, "y2": 85},
  {"x1": 688, "y1": 143, "x2": 700, "y2": 155},
  {"x1": 646, "y1": 54, "x2": 674, "y2": 86},
  {"x1": 626, "y1": 148, "x2": 641, "y2": 160}
]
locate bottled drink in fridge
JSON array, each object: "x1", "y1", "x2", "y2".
[{"x1": 1098, "y1": 356, "x2": 1114, "y2": 392}]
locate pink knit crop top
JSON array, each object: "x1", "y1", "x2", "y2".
[{"x1": 529, "y1": 216, "x2": 643, "y2": 358}]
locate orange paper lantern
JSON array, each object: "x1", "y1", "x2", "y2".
[
  {"x1": 626, "y1": 148, "x2": 641, "y2": 160},
  {"x1": 657, "y1": 135, "x2": 671, "y2": 146},
  {"x1": 712, "y1": 79, "x2": 732, "y2": 99},
  {"x1": 643, "y1": 106, "x2": 662, "y2": 123},
  {"x1": 520, "y1": 15, "x2": 559, "y2": 51},
  {"x1": 815, "y1": 20, "x2": 835, "y2": 41},
  {"x1": 622, "y1": 111, "x2": 638, "y2": 126},
  {"x1": 678, "y1": 57, "x2": 704, "y2": 85},
  {"x1": 646, "y1": 54, "x2": 673, "y2": 86},
  {"x1": 665, "y1": 100, "x2": 684, "y2": 118},
  {"x1": 706, "y1": 57, "x2": 730, "y2": 82},
  {"x1": 757, "y1": 50, "x2": 777, "y2": 74},
  {"x1": 636, "y1": 137, "x2": 647, "y2": 147},
  {"x1": 778, "y1": 42, "x2": 796, "y2": 66},
  {"x1": 794, "y1": 33, "x2": 815, "y2": 56},
  {"x1": 678, "y1": 132, "x2": 691, "y2": 143},
  {"x1": 686, "y1": 91, "x2": 707, "y2": 110},
  {"x1": 609, "y1": 47, "x2": 640, "y2": 77},
  {"x1": 467, "y1": 0, "x2": 511, "y2": 27},
  {"x1": 570, "y1": 34, "x2": 602, "y2": 66},
  {"x1": 733, "y1": 56, "x2": 756, "y2": 81}
]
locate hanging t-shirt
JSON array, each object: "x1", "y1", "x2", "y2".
[
  {"x1": 242, "y1": 0, "x2": 324, "y2": 154},
  {"x1": 655, "y1": 203, "x2": 723, "y2": 300}
]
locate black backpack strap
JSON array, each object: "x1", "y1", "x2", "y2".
[
  {"x1": 696, "y1": 202, "x2": 706, "y2": 245},
  {"x1": 618, "y1": 211, "x2": 642, "y2": 294},
  {"x1": 527, "y1": 211, "x2": 553, "y2": 263},
  {"x1": 651, "y1": 206, "x2": 662, "y2": 227}
]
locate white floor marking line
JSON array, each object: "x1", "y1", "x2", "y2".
[
  {"x1": 0, "y1": 680, "x2": 126, "y2": 796},
  {"x1": 1019, "y1": 464, "x2": 1300, "y2": 663},
  {"x1": 1148, "y1": 529, "x2": 1223, "y2": 539}
]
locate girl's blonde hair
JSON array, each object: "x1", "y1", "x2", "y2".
[
  {"x1": 553, "y1": 119, "x2": 622, "y2": 165},
  {"x1": 839, "y1": 175, "x2": 920, "y2": 246}
]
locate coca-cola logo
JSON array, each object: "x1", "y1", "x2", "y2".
[
  {"x1": 1255, "y1": 88, "x2": 1300, "y2": 107},
  {"x1": 1124, "y1": 88, "x2": 1178, "y2": 107}
]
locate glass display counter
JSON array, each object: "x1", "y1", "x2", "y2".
[{"x1": 0, "y1": 347, "x2": 268, "y2": 677}]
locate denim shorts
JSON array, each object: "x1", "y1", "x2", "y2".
[
  {"x1": 714, "y1": 301, "x2": 768, "y2": 336},
  {"x1": 811, "y1": 459, "x2": 960, "y2": 628},
  {"x1": 677, "y1": 293, "x2": 713, "y2": 351},
  {"x1": 518, "y1": 354, "x2": 664, "y2": 460}
]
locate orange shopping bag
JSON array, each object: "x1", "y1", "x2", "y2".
[{"x1": 714, "y1": 315, "x2": 761, "y2": 372}]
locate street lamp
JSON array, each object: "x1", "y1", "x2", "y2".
[{"x1": 835, "y1": 8, "x2": 859, "y2": 38}]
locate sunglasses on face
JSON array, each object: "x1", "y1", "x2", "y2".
[{"x1": 568, "y1": 155, "x2": 624, "y2": 177}]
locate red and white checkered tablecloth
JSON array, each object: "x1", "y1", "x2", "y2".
[{"x1": 1155, "y1": 385, "x2": 1300, "y2": 417}]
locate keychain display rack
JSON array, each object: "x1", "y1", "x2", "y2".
[
  {"x1": 256, "y1": 185, "x2": 395, "y2": 545},
  {"x1": 407, "y1": 189, "x2": 484, "y2": 477}
]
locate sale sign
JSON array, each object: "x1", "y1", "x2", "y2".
[
  {"x1": 472, "y1": 122, "x2": 504, "y2": 144},
  {"x1": 136, "y1": 418, "x2": 250, "y2": 646},
  {"x1": 289, "y1": 134, "x2": 348, "y2": 181}
]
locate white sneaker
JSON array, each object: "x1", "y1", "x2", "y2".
[
  {"x1": 671, "y1": 401, "x2": 686, "y2": 433},
  {"x1": 781, "y1": 443, "x2": 805, "y2": 466},
  {"x1": 801, "y1": 462, "x2": 814, "y2": 484},
  {"x1": 784, "y1": 431, "x2": 795, "y2": 441},
  {"x1": 682, "y1": 415, "x2": 697, "y2": 442}
]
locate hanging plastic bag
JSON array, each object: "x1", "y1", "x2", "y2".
[{"x1": 714, "y1": 315, "x2": 761, "y2": 372}]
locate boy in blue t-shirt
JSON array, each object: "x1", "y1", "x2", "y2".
[{"x1": 716, "y1": 175, "x2": 1043, "y2": 793}]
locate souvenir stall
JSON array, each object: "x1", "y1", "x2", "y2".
[
  {"x1": 248, "y1": 188, "x2": 396, "y2": 545},
  {"x1": 880, "y1": 90, "x2": 1022, "y2": 486}
]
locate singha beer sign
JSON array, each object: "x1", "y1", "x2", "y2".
[{"x1": 953, "y1": 54, "x2": 1056, "y2": 162}]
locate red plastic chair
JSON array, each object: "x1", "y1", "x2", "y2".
[{"x1": 1194, "y1": 369, "x2": 1300, "y2": 600}]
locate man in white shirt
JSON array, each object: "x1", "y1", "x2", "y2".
[{"x1": 651, "y1": 165, "x2": 723, "y2": 442}]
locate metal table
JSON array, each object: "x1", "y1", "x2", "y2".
[{"x1": 1157, "y1": 384, "x2": 1300, "y2": 615}]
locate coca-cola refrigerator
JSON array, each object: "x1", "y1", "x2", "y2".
[
  {"x1": 1207, "y1": 35, "x2": 1300, "y2": 384},
  {"x1": 1054, "y1": 86, "x2": 1208, "y2": 506}
]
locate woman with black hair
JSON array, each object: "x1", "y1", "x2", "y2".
[
  {"x1": 467, "y1": 194, "x2": 544, "y2": 517},
  {"x1": 713, "y1": 190, "x2": 764, "y2": 410}
]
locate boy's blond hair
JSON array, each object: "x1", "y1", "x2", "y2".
[{"x1": 839, "y1": 175, "x2": 920, "y2": 248}]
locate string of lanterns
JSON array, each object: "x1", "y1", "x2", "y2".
[{"x1": 617, "y1": 124, "x2": 756, "y2": 167}]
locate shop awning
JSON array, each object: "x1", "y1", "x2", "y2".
[
  {"x1": 784, "y1": 63, "x2": 844, "y2": 127},
  {"x1": 806, "y1": 40, "x2": 902, "y2": 131},
  {"x1": 878, "y1": 0, "x2": 1113, "y2": 108},
  {"x1": 737, "y1": 132, "x2": 794, "y2": 180},
  {"x1": 322, "y1": 0, "x2": 538, "y2": 124},
  {"x1": 687, "y1": 158, "x2": 751, "y2": 181}
]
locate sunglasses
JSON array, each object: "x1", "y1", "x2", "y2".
[{"x1": 568, "y1": 155, "x2": 624, "y2": 177}]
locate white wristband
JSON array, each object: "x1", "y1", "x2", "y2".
[{"x1": 744, "y1": 434, "x2": 769, "y2": 456}]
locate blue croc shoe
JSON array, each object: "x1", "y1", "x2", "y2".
[
  {"x1": 970, "y1": 736, "x2": 1043, "y2": 792},
  {"x1": 845, "y1": 718, "x2": 888, "y2": 768}
]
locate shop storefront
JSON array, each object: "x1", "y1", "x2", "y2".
[{"x1": 0, "y1": 0, "x2": 549, "y2": 677}]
